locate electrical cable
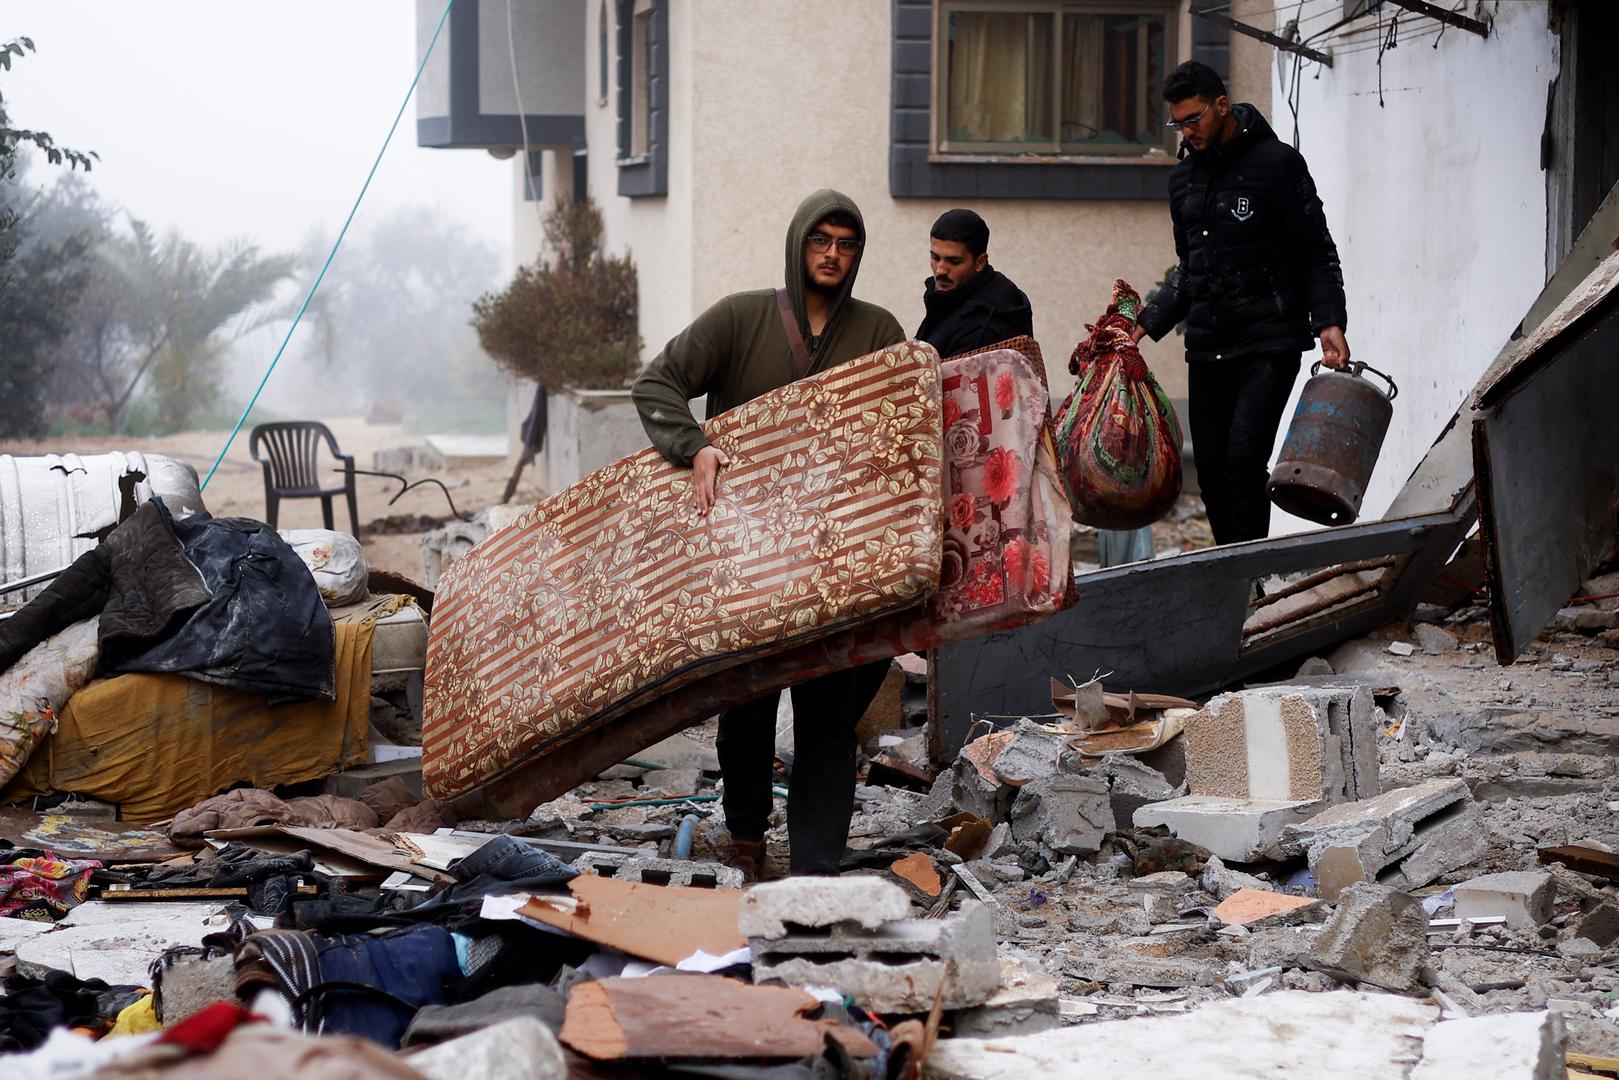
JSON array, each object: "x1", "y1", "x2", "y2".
[
  {"x1": 505, "y1": 0, "x2": 544, "y2": 218},
  {"x1": 201, "y1": 0, "x2": 457, "y2": 492}
]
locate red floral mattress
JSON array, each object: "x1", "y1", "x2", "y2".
[
  {"x1": 449, "y1": 341, "x2": 1072, "y2": 815},
  {"x1": 422, "y1": 342, "x2": 945, "y2": 801}
]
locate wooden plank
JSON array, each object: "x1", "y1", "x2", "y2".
[
  {"x1": 1539, "y1": 845, "x2": 1619, "y2": 878},
  {"x1": 518, "y1": 875, "x2": 745, "y2": 967}
]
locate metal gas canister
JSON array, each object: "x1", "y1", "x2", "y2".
[{"x1": 1266, "y1": 361, "x2": 1398, "y2": 526}]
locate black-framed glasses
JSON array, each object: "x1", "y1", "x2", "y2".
[
  {"x1": 1165, "y1": 104, "x2": 1213, "y2": 132},
  {"x1": 807, "y1": 233, "x2": 862, "y2": 255}
]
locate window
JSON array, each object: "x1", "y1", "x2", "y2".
[
  {"x1": 936, "y1": 1, "x2": 1176, "y2": 156},
  {"x1": 597, "y1": 2, "x2": 609, "y2": 105},
  {"x1": 630, "y1": 0, "x2": 653, "y2": 156},
  {"x1": 615, "y1": 0, "x2": 666, "y2": 196}
]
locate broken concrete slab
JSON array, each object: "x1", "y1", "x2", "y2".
[
  {"x1": 738, "y1": 876, "x2": 911, "y2": 939},
  {"x1": 1063, "y1": 949, "x2": 1226, "y2": 990},
  {"x1": 1134, "y1": 795, "x2": 1322, "y2": 863},
  {"x1": 927, "y1": 990, "x2": 1437, "y2": 1079},
  {"x1": 750, "y1": 901, "x2": 998, "y2": 1012},
  {"x1": 1575, "y1": 903, "x2": 1619, "y2": 947},
  {"x1": 952, "y1": 956, "x2": 1061, "y2": 1038},
  {"x1": 1009, "y1": 774, "x2": 1111, "y2": 856},
  {"x1": 1280, "y1": 779, "x2": 1485, "y2": 899},
  {"x1": 1184, "y1": 685, "x2": 1379, "y2": 805},
  {"x1": 989, "y1": 720, "x2": 1067, "y2": 785},
  {"x1": 1408, "y1": 1010, "x2": 1565, "y2": 1080},
  {"x1": 407, "y1": 1016, "x2": 568, "y2": 1080},
  {"x1": 1306, "y1": 883, "x2": 1431, "y2": 993},
  {"x1": 1079, "y1": 753, "x2": 1182, "y2": 828},
  {"x1": 559, "y1": 974, "x2": 877, "y2": 1061},
  {"x1": 1200, "y1": 855, "x2": 1273, "y2": 902},
  {"x1": 1129, "y1": 871, "x2": 1198, "y2": 923},
  {"x1": 1413, "y1": 623, "x2": 1460, "y2": 653},
  {"x1": 1452, "y1": 871, "x2": 1555, "y2": 930},
  {"x1": 13, "y1": 902, "x2": 228, "y2": 985}
]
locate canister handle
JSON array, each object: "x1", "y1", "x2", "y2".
[{"x1": 1310, "y1": 360, "x2": 1399, "y2": 401}]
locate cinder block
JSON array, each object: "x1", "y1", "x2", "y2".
[
  {"x1": 739, "y1": 876, "x2": 911, "y2": 939},
  {"x1": 1009, "y1": 775, "x2": 1111, "y2": 856},
  {"x1": 1453, "y1": 871, "x2": 1556, "y2": 930},
  {"x1": 1306, "y1": 883, "x2": 1431, "y2": 994},
  {"x1": 750, "y1": 901, "x2": 998, "y2": 1012},
  {"x1": 570, "y1": 853, "x2": 743, "y2": 890},
  {"x1": 1184, "y1": 686, "x2": 1379, "y2": 806},
  {"x1": 1133, "y1": 795, "x2": 1322, "y2": 863},
  {"x1": 952, "y1": 957, "x2": 1060, "y2": 1037},
  {"x1": 158, "y1": 954, "x2": 238, "y2": 1024}
]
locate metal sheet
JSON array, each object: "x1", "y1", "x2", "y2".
[
  {"x1": 930, "y1": 504, "x2": 1471, "y2": 759},
  {"x1": 1475, "y1": 294, "x2": 1619, "y2": 662}
]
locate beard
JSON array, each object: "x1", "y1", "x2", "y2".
[{"x1": 805, "y1": 261, "x2": 847, "y2": 294}]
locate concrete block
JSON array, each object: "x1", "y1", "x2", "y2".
[
  {"x1": 407, "y1": 1016, "x2": 566, "y2": 1080},
  {"x1": 751, "y1": 902, "x2": 998, "y2": 1011},
  {"x1": 1084, "y1": 754, "x2": 1180, "y2": 828},
  {"x1": 991, "y1": 721, "x2": 1066, "y2": 784},
  {"x1": 1200, "y1": 855, "x2": 1273, "y2": 901},
  {"x1": 1134, "y1": 795, "x2": 1322, "y2": 863},
  {"x1": 1009, "y1": 774, "x2": 1111, "y2": 856},
  {"x1": 1408, "y1": 1010, "x2": 1565, "y2": 1080},
  {"x1": 739, "y1": 876, "x2": 911, "y2": 939},
  {"x1": 1129, "y1": 871, "x2": 1197, "y2": 923},
  {"x1": 952, "y1": 957, "x2": 1061, "y2": 1038},
  {"x1": 639, "y1": 766, "x2": 703, "y2": 796},
  {"x1": 1452, "y1": 871, "x2": 1556, "y2": 930},
  {"x1": 157, "y1": 953, "x2": 237, "y2": 1024},
  {"x1": 571, "y1": 853, "x2": 744, "y2": 890},
  {"x1": 982, "y1": 822, "x2": 1018, "y2": 860},
  {"x1": 1413, "y1": 624, "x2": 1460, "y2": 653},
  {"x1": 1282, "y1": 779, "x2": 1483, "y2": 895},
  {"x1": 1575, "y1": 902, "x2": 1619, "y2": 947},
  {"x1": 1306, "y1": 883, "x2": 1431, "y2": 993},
  {"x1": 1184, "y1": 685, "x2": 1379, "y2": 806},
  {"x1": 927, "y1": 990, "x2": 1438, "y2": 1080},
  {"x1": 950, "y1": 758, "x2": 1016, "y2": 823}
]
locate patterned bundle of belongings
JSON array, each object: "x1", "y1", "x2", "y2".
[
  {"x1": 422, "y1": 337, "x2": 1072, "y2": 810},
  {"x1": 1053, "y1": 279, "x2": 1184, "y2": 530}
]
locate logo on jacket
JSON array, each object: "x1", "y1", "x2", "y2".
[{"x1": 1232, "y1": 197, "x2": 1254, "y2": 222}]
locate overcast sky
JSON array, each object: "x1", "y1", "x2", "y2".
[{"x1": 4, "y1": 2, "x2": 511, "y2": 262}]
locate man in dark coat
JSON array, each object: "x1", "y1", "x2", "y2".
[
  {"x1": 633, "y1": 190, "x2": 902, "y2": 879},
  {"x1": 915, "y1": 209, "x2": 1033, "y2": 359},
  {"x1": 1134, "y1": 61, "x2": 1350, "y2": 546}
]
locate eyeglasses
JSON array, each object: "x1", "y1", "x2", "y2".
[
  {"x1": 807, "y1": 233, "x2": 862, "y2": 255},
  {"x1": 1165, "y1": 104, "x2": 1213, "y2": 132}
]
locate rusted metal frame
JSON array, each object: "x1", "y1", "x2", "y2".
[
  {"x1": 1385, "y1": 0, "x2": 1490, "y2": 37},
  {"x1": 1251, "y1": 556, "x2": 1398, "y2": 611},
  {"x1": 1474, "y1": 297, "x2": 1619, "y2": 663},
  {"x1": 1242, "y1": 572, "x2": 1389, "y2": 638},
  {"x1": 929, "y1": 501, "x2": 1473, "y2": 757},
  {"x1": 1191, "y1": 9, "x2": 1333, "y2": 67}
]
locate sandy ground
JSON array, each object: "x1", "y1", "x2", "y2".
[{"x1": 0, "y1": 418, "x2": 545, "y2": 582}]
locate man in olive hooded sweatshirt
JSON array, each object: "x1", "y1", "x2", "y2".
[{"x1": 633, "y1": 190, "x2": 905, "y2": 878}]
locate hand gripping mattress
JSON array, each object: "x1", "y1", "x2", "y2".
[
  {"x1": 423, "y1": 342, "x2": 944, "y2": 801},
  {"x1": 450, "y1": 340, "x2": 1072, "y2": 816}
]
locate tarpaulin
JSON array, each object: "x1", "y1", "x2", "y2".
[{"x1": 0, "y1": 597, "x2": 411, "y2": 824}]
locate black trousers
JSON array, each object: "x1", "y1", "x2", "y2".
[
  {"x1": 1187, "y1": 354, "x2": 1301, "y2": 546},
  {"x1": 716, "y1": 659, "x2": 891, "y2": 875}
]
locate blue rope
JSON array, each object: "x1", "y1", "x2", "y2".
[{"x1": 202, "y1": 0, "x2": 457, "y2": 491}]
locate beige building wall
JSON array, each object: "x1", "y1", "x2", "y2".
[
  {"x1": 512, "y1": 1, "x2": 1269, "y2": 405},
  {"x1": 1226, "y1": 0, "x2": 1274, "y2": 112}
]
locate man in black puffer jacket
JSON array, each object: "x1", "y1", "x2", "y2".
[
  {"x1": 1135, "y1": 61, "x2": 1349, "y2": 546},
  {"x1": 916, "y1": 209, "x2": 1033, "y2": 360}
]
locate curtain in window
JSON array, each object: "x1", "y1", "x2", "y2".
[
  {"x1": 1060, "y1": 14, "x2": 1105, "y2": 145},
  {"x1": 947, "y1": 12, "x2": 1053, "y2": 144}
]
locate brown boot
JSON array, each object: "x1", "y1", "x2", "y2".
[{"x1": 728, "y1": 839, "x2": 767, "y2": 884}]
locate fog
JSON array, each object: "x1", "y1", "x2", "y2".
[{"x1": 2, "y1": 2, "x2": 516, "y2": 436}]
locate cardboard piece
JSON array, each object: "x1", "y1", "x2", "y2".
[
  {"x1": 518, "y1": 874, "x2": 745, "y2": 966},
  {"x1": 204, "y1": 826, "x2": 457, "y2": 887},
  {"x1": 561, "y1": 974, "x2": 877, "y2": 1061}
]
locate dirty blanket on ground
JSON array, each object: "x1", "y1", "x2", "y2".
[
  {"x1": 422, "y1": 342, "x2": 945, "y2": 801},
  {"x1": 0, "y1": 596, "x2": 411, "y2": 824}
]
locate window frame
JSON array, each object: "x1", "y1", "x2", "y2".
[
  {"x1": 931, "y1": 0, "x2": 1181, "y2": 160},
  {"x1": 614, "y1": 0, "x2": 668, "y2": 197}
]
